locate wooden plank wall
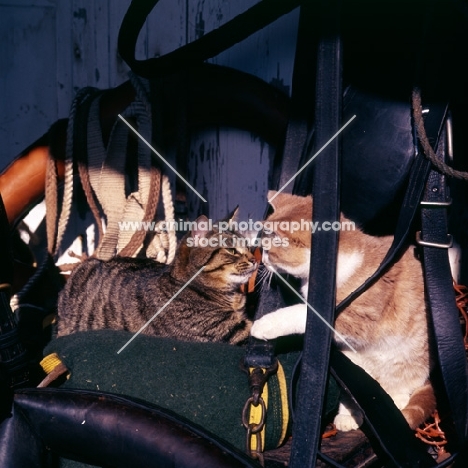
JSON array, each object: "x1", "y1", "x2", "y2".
[
  {"x1": 1, "y1": 0, "x2": 59, "y2": 168},
  {"x1": 0, "y1": 0, "x2": 299, "y2": 222},
  {"x1": 186, "y1": 1, "x2": 298, "y2": 222}
]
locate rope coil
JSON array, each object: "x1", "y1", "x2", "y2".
[{"x1": 412, "y1": 88, "x2": 468, "y2": 180}]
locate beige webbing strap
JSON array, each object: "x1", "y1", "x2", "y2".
[
  {"x1": 116, "y1": 102, "x2": 155, "y2": 256},
  {"x1": 86, "y1": 100, "x2": 129, "y2": 260},
  {"x1": 85, "y1": 93, "x2": 175, "y2": 262},
  {"x1": 117, "y1": 163, "x2": 161, "y2": 258}
]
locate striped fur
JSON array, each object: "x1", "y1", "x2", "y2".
[{"x1": 57, "y1": 225, "x2": 257, "y2": 345}]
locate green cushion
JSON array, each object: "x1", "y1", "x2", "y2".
[{"x1": 43, "y1": 330, "x2": 340, "y2": 466}]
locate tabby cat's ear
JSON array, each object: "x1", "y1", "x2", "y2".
[
  {"x1": 191, "y1": 215, "x2": 210, "y2": 239},
  {"x1": 227, "y1": 205, "x2": 239, "y2": 222}
]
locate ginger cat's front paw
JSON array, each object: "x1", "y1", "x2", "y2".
[
  {"x1": 333, "y1": 413, "x2": 361, "y2": 432},
  {"x1": 250, "y1": 304, "x2": 307, "y2": 340},
  {"x1": 250, "y1": 314, "x2": 282, "y2": 340}
]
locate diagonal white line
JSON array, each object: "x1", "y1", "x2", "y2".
[
  {"x1": 117, "y1": 266, "x2": 206, "y2": 354},
  {"x1": 270, "y1": 267, "x2": 357, "y2": 353},
  {"x1": 269, "y1": 114, "x2": 357, "y2": 203},
  {"x1": 118, "y1": 114, "x2": 208, "y2": 202}
]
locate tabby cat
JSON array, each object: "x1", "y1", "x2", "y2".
[
  {"x1": 57, "y1": 215, "x2": 257, "y2": 345},
  {"x1": 251, "y1": 192, "x2": 435, "y2": 431}
]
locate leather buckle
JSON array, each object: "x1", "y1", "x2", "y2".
[{"x1": 416, "y1": 231, "x2": 453, "y2": 249}]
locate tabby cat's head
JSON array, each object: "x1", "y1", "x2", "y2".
[
  {"x1": 262, "y1": 191, "x2": 312, "y2": 279},
  {"x1": 170, "y1": 213, "x2": 258, "y2": 292}
]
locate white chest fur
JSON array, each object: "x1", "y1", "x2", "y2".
[
  {"x1": 300, "y1": 250, "x2": 364, "y2": 300},
  {"x1": 336, "y1": 251, "x2": 364, "y2": 288}
]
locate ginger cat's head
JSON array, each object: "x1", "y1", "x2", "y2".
[{"x1": 262, "y1": 191, "x2": 312, "y2": 279}]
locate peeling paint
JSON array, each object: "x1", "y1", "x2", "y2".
[
  {"x1": 73, "y1": 8, "x2": 87, "y2": 23},
  {"x1": 268, "y1": 62, "x2": 290, "y2": 95},
  {"x1": 198, "y1": 142, "x2": 205, "y2": 162},
  {"x1": 195, "y1": 11, "x2": 205, "y2": 39}
]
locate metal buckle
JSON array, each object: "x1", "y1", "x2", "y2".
[
  {"x1": 420, "y1": 198, "x2": 452, "y2": 207},
  {"x1": 416, "y1": 231, "x2": 453, "y2": 249}
]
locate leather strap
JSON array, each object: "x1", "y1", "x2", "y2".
[
  {"x1": 288, "y1": 2, "x2": 342, "y2": 466},
  {"x1": 0, "y1": 192, "x2": 12, "y2": 286},
  {"x1": 419, "y1": 125, "x2": 468, "y2": 447},
  {"x1": 118, "y1": 0, "x2": 302, "y2": 78},
  {"x1": 325, "y1": 103, "x2": 466, "y2": 465},
  {"x1": 276, "y1": 1, "x2": 316, "y2": 192},
  {"x1": 0, "y1": 388, "x2": 260, "y2": 468},
  {"x1": 244, "y1": 0, "x2": 317, "y2": 369},
  {"x1": 336, "y1": 102, "x2": 448, "y2": 315},
  {"x1": 0, "y1": 192, "x2": 30, "y2": 389},
  {"x1": 329, "y1": 349, "x2": 437, "y2": 467}
]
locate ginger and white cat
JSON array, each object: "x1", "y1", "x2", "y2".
[{"x1": 251, "y1": 192, "x2": 435, "y2": 431}]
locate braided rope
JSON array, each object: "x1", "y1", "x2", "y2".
[
  {"x1": 412, "y1": 88, "x2": 468, "y2": 180},
  {"x1": 45, "y1": 152, "x2": 58, "y2": 255},
  {"x1": 148, "y1": 234, "x2": 167, "y2": 263},
  {"x1": 77, "y1": 158, "x2": 105, "y2": 250},
  {"x1": 161, "y1": 175, "x2": 177, "y2": 264},
  {"x1": 54, "y1": 88, "x2": 100, "y2": 257},
  {"x1": 14, "y1": 254, "x2": 51, "y2": 304}
]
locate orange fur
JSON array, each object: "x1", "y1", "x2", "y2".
[{"x1": 252, "y1": 192, "x2": 435, "y2": 430}]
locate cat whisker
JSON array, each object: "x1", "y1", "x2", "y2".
[{"x1": 255, "y1": 265, "x2": 274, "y2": 292}]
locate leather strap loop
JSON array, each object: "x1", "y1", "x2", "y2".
[{"x1": 118, "y1": 0, "x2": 302, "y2": 78}]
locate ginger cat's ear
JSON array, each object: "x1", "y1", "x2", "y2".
[{"x1": 267, "y1": 191, "x2": 278, "y2": 211}]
